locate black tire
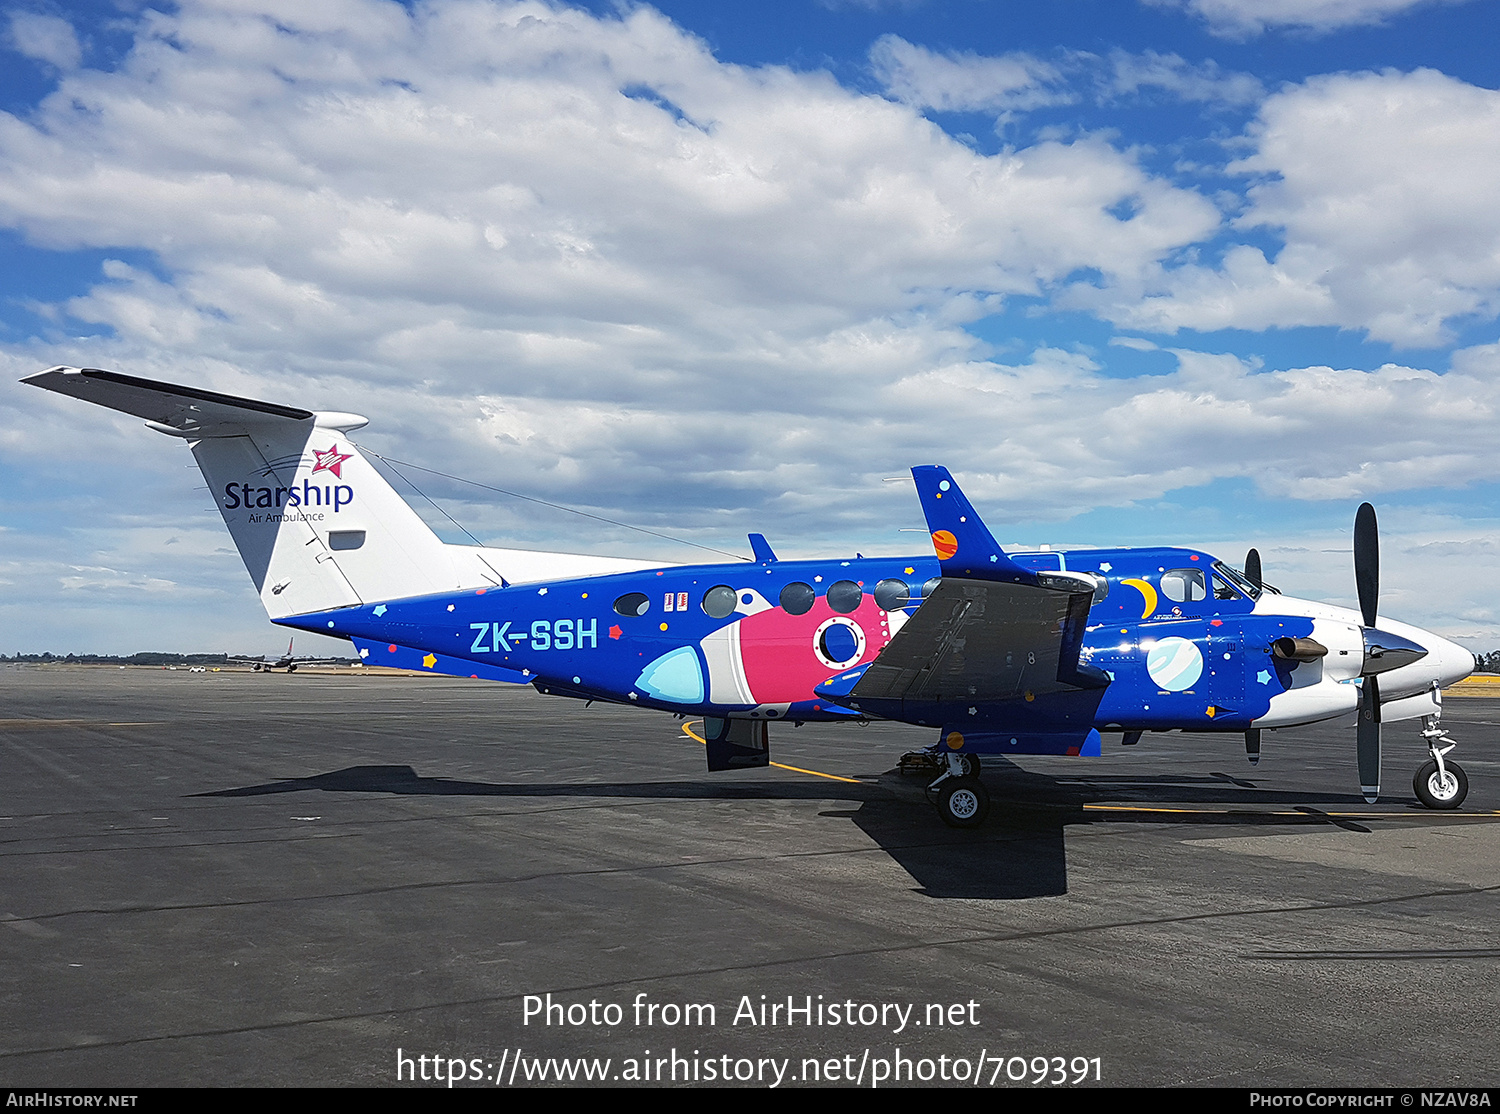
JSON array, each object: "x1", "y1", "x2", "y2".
[
  {"x1": 1413, "y1": 759, "x2": 1467, "y2": 810},
  {"x1": 955, "y1": 753, "x2": 980, "y2": 778},
  {"x1": 937, "y1": 779, "x2": 990, "y2": 828}
]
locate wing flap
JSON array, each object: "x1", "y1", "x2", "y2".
[{"x1": 851, "y1": 578, "x2": 1093, "y2": 704}]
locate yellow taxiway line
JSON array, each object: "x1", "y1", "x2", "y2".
[{"x1": 679, "y1": 721, "x2": 868, "y2": 785}]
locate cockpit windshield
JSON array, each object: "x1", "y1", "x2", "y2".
[{"x1": 1212, "y1": 560, "x2": 1263, "y2": 600}]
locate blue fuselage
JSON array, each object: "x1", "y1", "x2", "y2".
[{"x1": 283, "y1": 544, "x2": 1319, "y2": 741}]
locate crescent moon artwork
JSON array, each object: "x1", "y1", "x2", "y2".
[{"x1": 1121, "y1": 577, "x2": 1158, "y2": 619}]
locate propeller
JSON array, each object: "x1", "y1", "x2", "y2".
[
  {"x1": 1243, "y1": 548, "x2": 1263, "y2": 764},
  {"x1": 1353, "y1": 502, "x2": 1381, "y2": 803},
  {"x1": 1244, "y1": 547, "x2": 1262, "y2": 592}
]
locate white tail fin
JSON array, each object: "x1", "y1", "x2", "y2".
[{"x1": 23, "y1": 367, "x2": 664, "y2": 618}]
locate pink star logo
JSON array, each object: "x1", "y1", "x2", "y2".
[{"x1": 311, "y1": 444, "x2": 352, "y2": 478}]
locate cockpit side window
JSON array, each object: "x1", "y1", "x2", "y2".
[
  {"x1": 1212, "y1": 572, "x2": 1242, "y2": 601},
  {"x1": 1160, "y1": 568, "x2": 1207, "y2": 603}
]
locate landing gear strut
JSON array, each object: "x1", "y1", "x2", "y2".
[
  {"x1": 1413, "y1": 683, "x2": 1466, "y2": 810},
  {"x1": 926, "y1": 752, "x2": 989, "y2": 828}
]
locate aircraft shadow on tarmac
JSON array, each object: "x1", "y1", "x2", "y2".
[{"x1": 193, "y1": 757, "x2": 1429, "y2": 900}]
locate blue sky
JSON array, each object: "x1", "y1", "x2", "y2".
[{"x1": 3, "y1": 0, "x2": 1500, "y2": 653}]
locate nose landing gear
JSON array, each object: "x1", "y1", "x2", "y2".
[{"x1": 1413, "y1": 683, "x2": 1466, "y2": 810}]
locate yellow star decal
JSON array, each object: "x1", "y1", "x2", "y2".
[{"x1": 422, "y1": 653, "x2": 437, "y2": 669}]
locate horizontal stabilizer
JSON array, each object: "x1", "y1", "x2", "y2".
[
  {"x1": 24, "y1": 365, "x2": 670, "y2": 620},
  {"x1": 21, "y1": 366, "x2": 368, "y2": 437}
]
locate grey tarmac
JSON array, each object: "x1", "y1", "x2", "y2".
[{"x1": 1, "y1": 666, "x2": 1497, "y2": 1087}]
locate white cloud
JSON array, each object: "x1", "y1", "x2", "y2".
[
  {"x1": 1143, "y1": 0, "x2": 1473, "y2": 37},
  {"x1": 1102, "y1": 49, "x2": 1263, "y2": 106},
  {"x1": 3, "y1": 1, "x2": 1499, "y2": 647},
  {"x1": 7, "y1": 12, "x2": 81, "y2": 70},
  {"x1": 870, "y1": 39, "x2": 1262, "y2": 115},
  {"x1": 868, "y1": 34, "x2": 1069, "y2": 114},
  {"x1": 0, "y1": 0, "x2": 1221, "y2": 387},
  {"x1": 1089, "y1": 68, "x2": 1500, "y2": 346}
]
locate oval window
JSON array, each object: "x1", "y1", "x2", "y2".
[
  {"x1": 613, "y1": 592, "x2": 650, "y2": 617},
  {"x1": 826, "y1": 580, "x2": 862, "y2": 614},
  {"x1": 873, "y1": 578, "x2": 910, "y2": 611},
  {"x1": 921, "y1": 577, "x2": 942, "y2": 600},
  {"x1": 701, "y1": 585, "x2": 737, "y2": 619},
  {"x1": 780, "y1": 581, "x2": 815, "y2": 615}
]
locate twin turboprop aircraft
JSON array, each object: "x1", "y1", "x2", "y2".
[{"x1": 25, "y1": 367, "x2": 1477, "y2": 826}]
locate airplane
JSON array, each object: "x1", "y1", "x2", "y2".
[
  {"x1": 228, "y1": 636, "x2": 346, "y2": 672},
  {"x1": 23, "y1": 366, "x2": 1478, "y2": 826}
]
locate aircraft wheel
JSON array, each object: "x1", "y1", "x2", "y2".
[
  {"x1": 1413, "y1": 760, "x2": 1467, "y2": 810},
  {"x1": 955, "y1": 754, "x2": 980, "y2": 778},
  {"x1": 937, "y1": 779, "x2": 989, "y2": 829},
  {"x1": 287, "y1": 664, "x2": 297, "y2": 673}
]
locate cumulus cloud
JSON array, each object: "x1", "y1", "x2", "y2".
[
  {"x1": 6, "y1": 11, "x2": 82, "y2": 70},
  {"x1": 3, "y1": 1, "x2": 1498, "y2": 646},
  {"x1": 1088, "y1": 68, "x2": 1500, "y2": 346},
  {"x1": 1143, "y1": 0, "x2": 1473, "y2": 37}
]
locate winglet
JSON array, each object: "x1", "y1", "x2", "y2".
[
  {"x1": 748, "y1": 533, "x2": 778, "y2": 564},
  {"x1": 910, "y1": 466, "x2": 1035, "y2": 585}
]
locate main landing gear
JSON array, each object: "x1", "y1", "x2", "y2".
[
  {"x1": 901, "y1": 747, "x2": 988, "y2": 826},
  {"x1": 925, "y1": 752, "x2": 990, "y2": 828},
  {"x1": 1413, "y1": 685, "x2": 1467, "y2": 810}
]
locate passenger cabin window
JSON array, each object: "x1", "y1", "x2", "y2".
[
  {"x1": 873, "y1": 578, "x2": 910, "y2": 610},
  {"x1": 1160, "y1": 568, "x2": 1207, "y2": 603},
  {"x1": 701, "y1": 585, "x2": 737, "y2": 619},
  {"x1": 613, "y1": 592, "x2": 650, "y2": 617},
  {"x1": 780, "y1": 581, "x2": 815, "y2": 615},
  {"x1": 826, "y1": 580, "x2": 863, "y2": 613}
]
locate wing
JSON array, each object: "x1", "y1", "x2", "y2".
[
  {"x1": 850, "y1": 577, "x2": 1097, "y2": 704},
  {"x1": 815, "y1": 466, "x2": 1106, "y2": 716}
]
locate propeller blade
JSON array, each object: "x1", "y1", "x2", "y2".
[
  {"x1": 1244, "y1": 548, "x2": 1262, "y2": 591},
  {"x1": 1357, "y1": 675, "x2": 1381, "y2": 803},
  {"x1": 1354, "y1": 502, "x2": 1379, "y2": 629}
]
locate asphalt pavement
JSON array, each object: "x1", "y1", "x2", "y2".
[{"x1": 2, "y1": 665, "x2": 1497, "y2": 1087}]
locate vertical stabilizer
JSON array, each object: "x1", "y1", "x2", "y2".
[{"x1": 23, "y1": 367, "x2": 465, "y2": 619}]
